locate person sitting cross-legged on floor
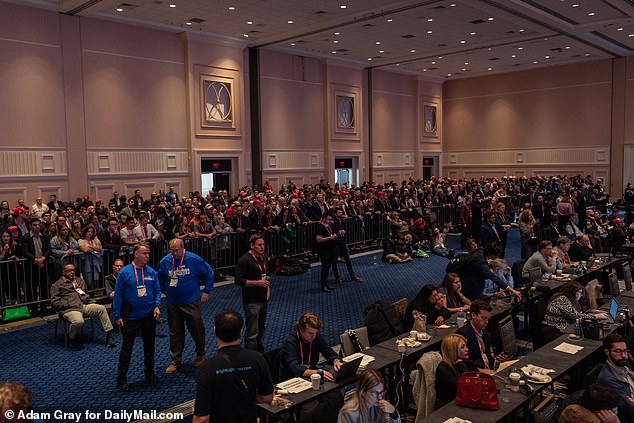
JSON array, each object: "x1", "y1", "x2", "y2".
[{"x1": 50, "y1": 263, "x2": 116, "y2": 349}]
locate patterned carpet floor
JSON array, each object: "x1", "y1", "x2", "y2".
[{"x1": 0, "y1": 230, "x2": 520, "y2": 417}]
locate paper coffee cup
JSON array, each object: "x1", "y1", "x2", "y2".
[
  {"x1": 556, "y1": 269, "x2": 562, "y2": 276},
  {"x1": 310, "y1": 373, "x2": 321, "y2": 390},
  {"x1": 509, "y1": 372, "x2": 521, "y2": 392},
  {"x1": 409, "y1": 330, "x2": 418, "y2": 339}
]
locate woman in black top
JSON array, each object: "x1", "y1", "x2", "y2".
[
  {"x1": 404, "y1": 284, "x2": 451, "y2": 330},
  {"x1": 435, "y1": 333, "x2": 478, "y2": 410}
]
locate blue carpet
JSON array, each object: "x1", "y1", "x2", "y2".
[{"x1": 1, "y1": 230, "x2": 520, "y2": 415}]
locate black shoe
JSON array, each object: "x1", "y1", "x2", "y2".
[
  {"x1": 321, "y1": 286, "x2": 332, "y2": 293},
  {"x1": 335, "y1": 277, "x2": 342, "y2": 284},
  {"x1": 68, "y1": 338, "x2": 82, "y2": 350},
  {"x1": 145, "y1": 374, "x2": 160, "y2": 384},
  {"x1": 117, "y1": 382, "x2": 130, "y2": 392},
  {"x1": 447, "y1": 249, "x2": 456, "y2": 259},
  {"x1": 106, "y1": 333, "x2": 116, "y2": 348},
  {"x1": 351, "y1": 277, "x2": 363, "y2": 282}
]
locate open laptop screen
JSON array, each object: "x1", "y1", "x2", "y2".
[{"x1": 610, "y1": 298, "x2": 619, "y2": 321}]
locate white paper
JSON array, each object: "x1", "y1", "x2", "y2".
[
  {"x1": 553, "y1": 342, "x2": 584, "y2": 354},
  {"x1": 276, "y1": 377, "x2": 312, "y2": 394},
  {"x1": 343, "y1": 352, "x2": 375, "y2": 368},
  {"x1": 443, "y1": 418, "x2": 472, "y2": 423}
]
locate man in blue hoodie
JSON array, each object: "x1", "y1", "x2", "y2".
[
  {"x1": 112, "y1": 244, "x2": 162, "y2": 392},
  {"x1": 158, "y1": 238, "x2": 214, "y2": 374}
]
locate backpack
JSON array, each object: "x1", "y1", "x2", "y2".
[
  {"x1": 446, "y1": 253, "x2": 480, "y2": 274},
  {"x1": 364, "y1": 300, "x2": 404, "y2": 346},
  {"x1": 268, "y1": 256, "x2": 310, "y2": 276}
]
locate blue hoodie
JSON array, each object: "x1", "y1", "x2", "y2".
[
  {"x1": 158, "y1": 251, "x2": 214, "y2": 305},
  {"x1": 112, "y1": 263, "x2": 161, "y2": 321}
]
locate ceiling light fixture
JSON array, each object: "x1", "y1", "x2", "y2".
[
  {"x1": 427, "y1": 18, "x2": 433, "y2": 22},
  {"x1": 450, "y1": 3, "x2": 456, "y2": 6},
  {"x1": 585, "y1": 53, "x2": 590, "y2": 56},
  {"x1": 427, "y1": 30, "x2": 433, "y2": 34},
  {"x1": 247, "y1": 21, "x2": 253, "y2": 24},
  {"x1": 533, "y1": 61, "x2": 538, "y2": 64},
  {"x1": 387, "y1": 19, "x2": 393, "y2": 22},
  {"x1": 290, "y1": 43, "x2": 295, "y2": 46},
  {"x1": 169, "y1": 4, "x2": 176, "y2": 8},
  {"x1": 341, "y1": 5, "x2": 347, "y2": 9},
  {"x1": 185, "y1": 22, "x2": 191, "y2": 25},
  {"x1": 447, "y1": 73, "x2": 452, "y2": 77},
  {"x1": 519, "y1": 29, "x2": 525, "y2": 32},
  {"x1": 588, "y1": 12, "x2": 595, "y2": 16},
  {"x1": 333, "y1": 40, "x2": 339, "y2": 43},
  {"x1": 545, "y1": 55, "x2": 550, "y2": 58},
  {"x1": 368, "y1": 58, "x2": 372, "y2": 61},
  {"x1": 411, "y1": 49, "x2": 416, "y2": 53},
  {"x1": 460, "y1": 40, "x2": 465, "y2": 44},
  {"x1": 376, "y1": 41, "x2": 381, "y2": 45},
  {"x1": 565, "y1": 46, "x2": 571, "y2": 49},
  {"x1": 518, "y1": 47, "x2": 523, "y2": 50},
  {"x1": 287, "y1": 20, "x2": 293, "y2": 24},
  {"x1": 335, "y1": 32, "x2": 340, "y2": 35},
  {"x1": 431, "y1": 61, "x2": 436, "y2": 64},
  {"x1": 470, "y1": 32, "x2": 476, "y2": 35},
  {"x1": 379, "y1": 50, "x2": 384, "y2": 53},
  {"x1": 488, "y1": 17, "x2": 494, "y2": 21},
  {"x1": 618, "y1": 28, "x2": 624, "y2": 31},
  {"x1": 228, "y1": 6, "x2": 235, "y2": 10},
  {"x1": 488, "y1": 67, "x2": 492, "y2": 71},
  {"x1": 572, "y1": 3, "x2": 579, "y2": 7},
  {"x1": 464, "y1": 62, "x2": 469, "y2": 65},
  {"x1": 332, "y1": 51, "x2": 336, "y2": 54},
  {"x1": 511, "y1": 54, "x2": 516, "y2": 58},
  {"x1": 629, "y1": 33, "x2": 634, "y2": 37},
  {"x1": 243, "y1": 34, "x2": 248, "y2": 37},
  {"x1": 116, "y1": 7, "x2": 123, "y2": 12}
]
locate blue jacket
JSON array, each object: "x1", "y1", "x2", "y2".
[
  {"x1": 112, "y1": 263, "x2": 161, "y2": 321},
  {"x1": 597, "y1": 361, "x2": 634, "y2": 422},
  {"x1": 157, "y1": 251, "x2": 214, "y2": 305}
]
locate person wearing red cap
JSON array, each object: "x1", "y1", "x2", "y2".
[{"x1": 607, "y1": 218, "x2": 629, "y2": 254}]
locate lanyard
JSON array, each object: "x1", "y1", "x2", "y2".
[
  {"x1": 171, "y1": 251, "x2": 186, "y2": 275},
  {"x1": 133, "y1": 262, "x2": 145, "y2": 286},
  {"x1": 250, "y1": 251, "x2": 266, "y2": 274},
  {"x1": 297, "y1": 332, "x2": 312, "y2": 367},
  {"x1": 323, "y1": 224, "x2": 332, "y2": 236}
]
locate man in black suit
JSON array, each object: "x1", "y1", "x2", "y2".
[
  {"x1": 480, "y1": 210, "x2": 502, "y2": 250},
  {"x1": 47, "y1": 194, "x2": 61, "y2": 213},
  {"x1": 306, "y1": 193, "x2": 328, "y2": 222},
  {"x1": 457, "y1": 300, "x2": 506, "y2": 373},
  {"x1": 21, "y1": 217, "x2": 52, "y2": 307}
]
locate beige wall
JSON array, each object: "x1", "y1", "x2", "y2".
[{"x1": 442, "y1": 60, "x2": 614, "y2": 189}]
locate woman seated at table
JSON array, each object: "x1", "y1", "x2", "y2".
[
  {"x1": 279, "y1": 311, "x2": 343, "y2": 382},
  {"x1": 435, "y1": 333, "x2": 478, "y2": 410},
  {"x1": 404, "y1": 284, "x2": 451, "y2": 330},
  {"x1": 337, "y1": 369, "x2": 400, "y2": 423},
  {"x1": 438, "y1": 272, "x2": 471, "y2": 313},
  {"x1": 541, "y1": 281, "x2": 603, "y2": 342}
]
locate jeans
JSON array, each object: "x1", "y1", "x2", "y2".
[
  {"x1": 243, "y1": 301, "x2": 268, "y2": 352},
  {"x1": 333, "y1": 244, "x2": 356, "y2": 280},
  {"x1": 167, "y1": 300, "x2": 206, "y2": 366}
]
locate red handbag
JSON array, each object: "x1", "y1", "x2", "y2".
[{"x1": 455, "y1": 372, "x2": 499, "y2": 410}]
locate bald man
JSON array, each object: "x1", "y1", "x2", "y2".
[{"x1": 158, "y1": 238, "x2": 214, "y2": 374}]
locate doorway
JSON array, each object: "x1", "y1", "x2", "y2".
[
  {"x1": 334, "y1": 157, "x2": 357, "y2": 188},
  {"x1": 422, "y1": 156, "x2": 438, "y2": 180},
  {"x1": 201, "y1": 159, "x2": 232, "y2": 196}
]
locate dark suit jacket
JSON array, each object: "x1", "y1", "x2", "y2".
[
  {"x1": 306, "y1": 202, "x2": 328, "y2": 221},
  {"x1": 21, "y1": 233, "x2": 51, "y2": 262},
  {"x1": 480, "y1": 222, "x2": 501, "y2": 247},
  {"x1": 457, "y1": 322, "x2": 496, "y2": 370},
  {"x1": 597, "y1": 362, "x2": 634, "y2": 422}
]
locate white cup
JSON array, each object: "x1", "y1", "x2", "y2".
[
  {"x1": 457, "y1": 317, "x2": 465, "y2": 328},
  {"x1": 310, "y1": 373, "x2": 321, "y2": 390},
  {"x1": 409, "y1": 330, "x2": 418, "y2": 339},
  {"x1": 581, "y1": 261, "x2": 586, "y2": 268},
  {"x1": 556, "y1": 269, "x2": 562, "y2": 276},
  {"x1": 509, "y1": 372, "x2": 521, "y2": 392}
]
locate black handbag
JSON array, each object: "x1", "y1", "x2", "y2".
[{"x1": 581, "y1": 319, "x2": 604, "y2": 340}]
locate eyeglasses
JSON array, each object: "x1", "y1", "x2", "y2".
[
  {"x1": 369, "y1": 390, "x2": 386, "y2": 399},
  {"x1": 611, "y1": 349, "x2": 631, "y2": 355}
]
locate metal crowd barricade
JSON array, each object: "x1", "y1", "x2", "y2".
[{"x1": 0, "y1": 258, "x2": 29, "y2": 310}]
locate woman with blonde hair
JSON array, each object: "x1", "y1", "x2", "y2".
[
  {"x1": 338, "y1": 368, "x2": 400, "y2": 423},
  {"x1": 435, "y1": 333, "x2": 478, "y2": 409}
]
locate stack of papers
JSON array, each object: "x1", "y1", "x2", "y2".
[
  {"x1": 443, "y1": 418, "x2": 472, "y2": 423},
  {"x1": 343, "y1": 352, "x2": 375, "y2": 368},
  {"x1": 276, "y1": 377, "x2": 312, "y2": 394},
  {"x1": 553, "y1": 342, "x2": 585, "y2": 354}
]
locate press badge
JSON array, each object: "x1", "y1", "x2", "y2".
[
  {"x1": 137, "y1": 285, "x2": 147, "y2": 297},
  {"x1": 74, "y1": 288, "x2": 86, "y2": 295},
  {"x1": 169, "y1": 278, "x2": 178, "y2": 287}
]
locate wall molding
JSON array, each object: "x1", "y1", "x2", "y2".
[
  {"x1": 262, "y1": 150, "x2": 324, "y2": 171},
  {"x1": 0, "y1": 149, "x2": 67, "y2": 178},
  {"x1": 86, "y1": 149, "x2": 189, "y2": 176},
  {"x1": 373, "y1": 152, "x2": 416, "y2": 169},
  {"x1": 442, "y1": 146, "x2": 609, "y2": 167}
]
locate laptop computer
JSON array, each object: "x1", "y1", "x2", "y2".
[
  {"x1": 591, "y1": 298, "x2": 619, "y2": 324},
  {"x1": 333, "y1": 356, "x2": 363, "y2": 384}
]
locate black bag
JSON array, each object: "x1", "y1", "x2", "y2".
[
  {"x1": 446, "y1": 253, "x2": 479, "y2": 274},
  {"x1": 364, "y1": 300, "x2": 404, "y2": 345},
  {"x1": 581, "y1": 319, "x2": 604, "y2": 340},
  {"x1": 268, "y1": 257, "x2": 310, "y2": 276}
]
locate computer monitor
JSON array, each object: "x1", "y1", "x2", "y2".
[
  {"x1": 623, "y1": 263, "x2": 632, "y2": 291},
  {"x1": 610, "y1": 298, "x2": 619, "y2": 321}
]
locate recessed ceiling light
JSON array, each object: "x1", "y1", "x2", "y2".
[
  {"x1": 511, "y1": 54, "x2": 516, "y2": 58},
  {"x1": 447, "y1": 73, "x2": 452, "y2": 77},
  {"x1": 427, "y1": 18, "x2": 433, "y2": 22},
  {"x1": 396, "y1": 63, "x2": 400, "y2": 66},
  {"x1": 462, "y1": 68, "x2": 466, "y2": 71},
  {"x1": 287, "y1": 20, "x2": 293, "y2": 24},
  {"x1": 488, "y1": 17, "x2": 494, "y2": 21},
  {"x1": 333, "y1": 40, "x2": 339, "y2": 43},
  {"x1": 629, "y1": 33, "x2": 634, "y2": 37},
  {"x1": 367, "y1": 58, "x2": 372, "y2": 61},
  {"x1": 518, "y1": 47, "x2": 523, "y2": 50},
  {"x1": 464, "y1": 62, "x2": 469, "y2": 65},
  {"x1": 470, "y1": 32, "x2": 476, "y2": 35},
  {"x1": 228, "y1": 6, "x2": 235, "y2": 10},
  {"x1": 243, "y1": 34, "x2": 248, "y2": 37},
  {"x1": 169, "y1": 4, "x2": 176, "y2": 8},
  {"x1": 411, "y1": 49, "x2": 416, "y2": 53},
  {"x1": 585, "y1": 53, "x2": 590, "y2": 56},
  {"x1": 450, "y1": 3, "x2": 456, "y2": 6},
  {"x1": 332, "y1": 51, "x2": 336, "y2": 54},
  {"x1": 618, "y1": 28, "x2": 624, "y2": 31},
  {"x1": 488, "y1": 67, "x2": 492, "y2": 71},
  {"x1": 423, "y1": 69, "x2": 427, "y2": 71},
  {"x1": 460, "y1": 40, "x2": 466, "y2": 44},
  {"x1": 565, "y1": 46, "x2": 571, "y2": 49},
  {"x1": 379, "y1": 50, "x2": 384, "y2": 53},
  {"x1": 185, "y1": 21, "x2": 191, "y2": 25},
  {"x1": 438, "y1": 56, "x2": 442, "y2": 59},
  {"x1": 533, "y1": 61, "x2": 538, "y2": 64},
  {"x1": 116, "y1": 7, "x2": 123, "y2": 12},
  {"x1": 519, "y1": 29, "x2": 525, "y2": 33},
  {"x1": 431, "y1": 61, "x2": 436, "y2": 64},
  {"x1": 387, "y1": 19, "x2": 393, "y2": 22},
  {"x1": 572, "y1": 3, "x2": 579, "y2": 7},
  {"x1": 545, "y1": 55, "x2": 550, "y2": 59},
  {"x1": 290, "y1": 43, "x2": 295, "y2": 46},
  {"x1": 334, "y1": 32, "x2": 340, "y2": 35},
  {"x1": 588, "y1": 12, "x2": 595, "y2": 16},
  {"x1": 341, "y1": 5, "x2": 347, "y2": 9},
  {"x1": 375, "y1": 41, "x2": 381, "y2": 45},
  {"x1": 247, "y1": 21, "x2": 253, "y2": 24},
  {"x1": 427, "y1": 30, "x2": 433, "y2": 34}
]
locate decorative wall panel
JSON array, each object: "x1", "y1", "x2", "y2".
[
  {"x1": 87, "y1": 149, "x2": 189, "y2": 177},
  {"x1": 0, "y1": 149, "x2": 67, "y2": 178},
  {"x1": 262, "y1": 151, "x2": 324, "y2": 170}
]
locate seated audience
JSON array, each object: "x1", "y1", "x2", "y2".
[
  {"x1": 337, "y1": 369, "x2": 400, "y2": 423},
  {"x1": 541, "y1": 281, "x2": 601, "y2": 342},
  {"x1": 522, "y1": 240, "x2": 556, "y2": 279},
  {"x1": 404, "y1": 284, "x2": 451, "y2": 330},
  {"x1": 279, "y1": 312, "x2": 342, "y2": 381},
  {"x1": 458, "y1": 243, "x2": 521, "y2": 301},
  {"x1": 438, "y1": 272, "x2": 471, "y2": 313},
  {"x1": 558, "y1": 404, "x2": 601, "y2": 423},
  {"x1": 435, "y1": 333, "x2": 478, "y2": 409},
  {"x1": 457, "y1": 300, "x2": 506, "y2": 372},
  {"x1": 553, "y1": 236, "x2": 577, "y2": 272},
  {"x1": 50, "y1": 263, "x2": 116, "y2": 349},
  {"x1": 597, "y1": 334, "x2": 634, "y2": 422},
  {"x1": 104, "y1": 258, "x2": 124, "y2": 302},
  {"x1": 483, "y1": 258, "x2": 513, "y2": 297},
  {"x1": 569, "y1": 234, "x2": 594, "y2": 263},
  {"x1": 579, "y1": 384, "x2": 622, "y2": 423}
]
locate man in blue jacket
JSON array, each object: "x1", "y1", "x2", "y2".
[
  {"x1": 158, "y1": 238, "x2": 214, "y2": 374},
  {"x1": 112, "y1": 244, "x2": 162, "y2": 392},
  {"x1": 597, "y1": 334, "x2": 634, "y2": 422}
]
